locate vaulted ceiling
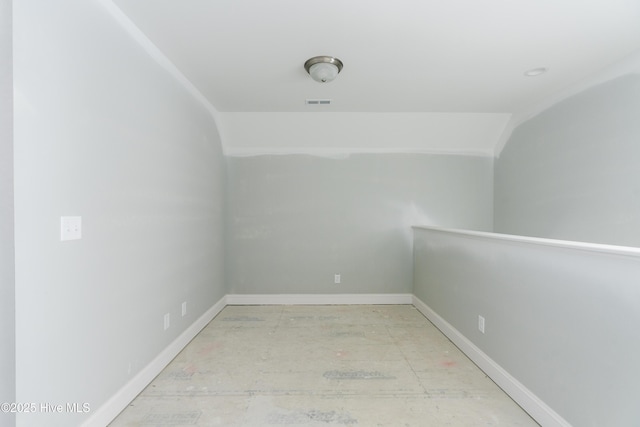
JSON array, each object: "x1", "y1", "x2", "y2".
[{"x1": 111, "y1": 0, "x2": 640, "y2": 154}]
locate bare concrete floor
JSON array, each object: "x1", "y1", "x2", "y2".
[{"x1": 110, "y1": 305, "x2": 539, "y2": 426}]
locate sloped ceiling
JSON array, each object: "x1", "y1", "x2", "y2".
[{"x1": 111, "y1": 0, "x2": 640, "y2": 155}]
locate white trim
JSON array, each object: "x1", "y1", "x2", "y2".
[
  {"x1": 411, "y1": 295, "x2": 572, "y2": 427},
  {"x1": 225, "y1": 293, "x2": 413, "y2": 305},
  {"x1": 223, "y1": 146, "x2": 493, "y2": 159},
  {"x1": 82, "y1": 297, "x2": 227, "y2": 427},
  {"x1": 412, "y1": 225, "x2": 640, "y2": 258}
]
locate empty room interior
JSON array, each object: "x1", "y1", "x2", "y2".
[{"x1": 3, "y1": 0, "x2": 640, "y2": 426}]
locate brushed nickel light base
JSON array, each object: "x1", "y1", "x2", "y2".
[{"x1": 304, "y1": 56, "x2": 344, "y2": 83}]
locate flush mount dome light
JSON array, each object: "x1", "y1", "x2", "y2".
[{"x1": 304, "y1": 56, "x2": 344, "y2": 83}]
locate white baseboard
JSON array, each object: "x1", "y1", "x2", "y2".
[
  {"x1": 411, "y1": 295, "x2": 571, "y2": 427},
  {"x1": 225, "y1": 293, "x2": 414, "y2": 305},
  {"x1": 84, "y1": 293, "x2": 567, "y2": 427},
  {"x1": 83, "y1": 293, "x2": 410, "y2": 426},
  {"x1": 82, "y1": 296, "x2": 227, "y2": 427}
]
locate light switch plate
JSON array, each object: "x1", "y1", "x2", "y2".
[{"x1": 61, "y1": 216, "x2": 82, "y2": 241}]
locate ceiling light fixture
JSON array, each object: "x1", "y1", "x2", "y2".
[
  {"x1": 524, "y1": 67, "x2": 548, "y2": 77},
  {"x1": 304, "y1": 56, "x2": 344, "y2": 83}
]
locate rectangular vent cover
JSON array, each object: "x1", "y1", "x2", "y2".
[{"x1": 306, "y1": 99, "x2": 332, "y2": 105}]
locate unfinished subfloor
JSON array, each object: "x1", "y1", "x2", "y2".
[{"x1": 109, "y1": 305, "x2": 539, "y2": 426}]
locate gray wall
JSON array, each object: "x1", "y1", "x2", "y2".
[
  {"x1": 495, "y1": 74, "x2": 640, "y2": 247},
  {"x1": 227, "y1": 153, "x2": 493, "y2": 294},
  {"x1": 13, "y1": 1, "x2": 226, "y2": 426},
  {"x1": 413, "y1": 227, "x2": 640, "y2": 427},
  {"x1": 0, "y1": 1, "x2": 16, "y2": 426}
]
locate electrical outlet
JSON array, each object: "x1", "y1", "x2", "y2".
[
  {"x1": 182, "y1": 301, "x2": 187, "y2": 317},
  {"x1": 164, "y1": 313, "x2": 170, "y2": 330},
  {"x1": 334, "y1": 274, "x2": 341, "y2": 284},
  {"x1": 478, "y1": 315, "x2": 485, "y2": 334},
  {"x1": 60, "y1": 216, "x2": 82, "y2": 241}
]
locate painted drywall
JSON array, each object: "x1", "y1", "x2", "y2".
[
  {"x1": 413, "y1": 227, "x2": 640, "y2": 427},
  {"x1": 495, "y1": 71, "x2": 640, "y2": 247},
  {"x1": 220, "y1": 112, "x2": 511, "y2": 157},
  {"x1": 227, "y1": 153, "x2": 492, "y2": 294},
  {"x1": 494, "y1": 49, "x2": 640, "y2": 157},
  {"x1": 13, "y1": 1, "x2": 226, "y2": 426},
  {"x1": 0, "y1": 0, "x2": 16, "y2": 425}
]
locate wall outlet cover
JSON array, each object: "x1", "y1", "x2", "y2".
[
  {"x1": 61, "y1": 216, "x2": 82, "y2": 241},
  {"x1": 164, "y1": 313, "x2": 170, "y2": 330}
]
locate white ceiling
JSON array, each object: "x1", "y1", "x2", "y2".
[
  {"x1": 111, "y1": 0, "x2": 640, "y2": 114},
  {"x1": 107, "y1": 0, "x2": 640, "y2": 156}
]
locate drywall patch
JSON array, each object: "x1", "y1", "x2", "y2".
[
  {"x1": 224, "y1": 146, "x2": 494, "y2": 159},
  {"x1": 219, "y1": 112, "x2": 509, "y2": 157}
]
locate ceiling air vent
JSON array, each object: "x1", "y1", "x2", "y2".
[{"x1": 306, "y1": 99, "x2": 332, "y2": 105}]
